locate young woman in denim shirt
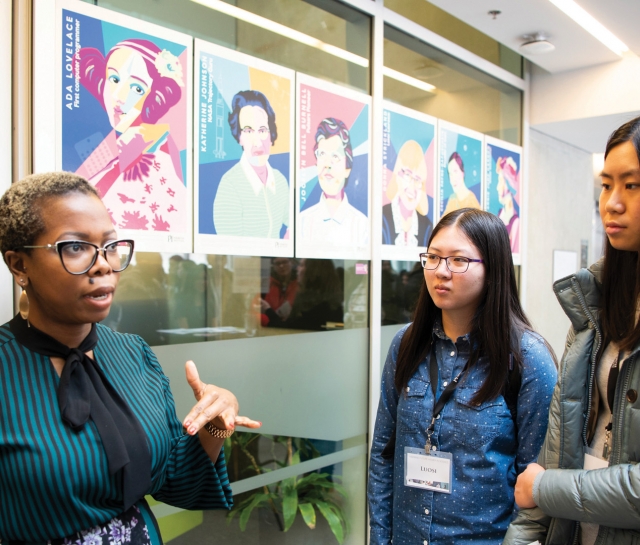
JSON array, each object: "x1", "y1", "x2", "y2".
[{"x1": 368, "y1": 208, "x2": 557, "y2": 545}]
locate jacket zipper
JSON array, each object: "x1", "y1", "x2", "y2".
[
  {"x1": 570, "y1": 278, "x2": 602, "y2": 450},
  {"x1": 569, "y1": 278, "x2": 601, "y2": 545}
]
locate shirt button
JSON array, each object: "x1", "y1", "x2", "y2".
[
  {"x1": 424, "y1": 508, "x2": 430, "y2": 515},
  {"x1": 406, "y1": 387, "x2": 410, "y2": 392},
  {"x1": 424, "y1": 541, "x2": 428, "y2": 545},
  {"x1": 450, "y1": 351, "x2": 455, "y2": 356},
  {"x1": 443, "y1": 381, "x2": 448, "y2": 387},
  {"x1": 627, "y1": 389, "x2": 638, "y2": 403}
]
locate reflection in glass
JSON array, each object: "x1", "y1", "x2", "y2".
[
  {"x1": 381, "y1": 260, "x2": 423, "y2": 325},
  {"x1": 384, "y1": 26, "x2": 523, "y2": 145},
  {"x1": 106, "y1": 254, "x2": 369, "y2": 345}
]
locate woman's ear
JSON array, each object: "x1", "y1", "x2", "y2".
[{"x1": 4, "y1": 250, "x2": 28, "y2": 285}]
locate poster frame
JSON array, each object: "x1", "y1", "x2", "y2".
[
  {"x1": 56, "y1": 0, "x2": 193, "y2": 253},
  {"x1": 295, "y1": 72, "x2": 372, "y2": 261},
  {"x1": 437, "y1": 119, "x2": 485, "y2": 223},
  {"x1": 193, "y1": 39, "x2": 295, "y2": 257},
  {"x1": 381, "y1": 100, "x2": 438, "y2": 262}
]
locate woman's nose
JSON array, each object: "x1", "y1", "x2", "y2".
[{"x1": 605, "y1": 187, "x2": 625, "y2": 213}]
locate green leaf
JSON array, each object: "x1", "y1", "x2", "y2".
[
  {"x1": 298, "y1": 502, "x2": 316, "y2": 529},
  {"x1": 238, "y1": 493, "x2": 270, "y2": 531},
  {"x1": 282, "y1": 483, "x2": 299, "y2": 531},
  {"x1": 314, "y1": 500, "x2": 345, "y2": 544},
  {"x1": 291, "y1": 449, "x2": 301, "y2": 465}
]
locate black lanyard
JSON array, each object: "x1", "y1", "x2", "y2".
[{"x1": 425, "y1": 342, "x2": 468, "y2": 452}]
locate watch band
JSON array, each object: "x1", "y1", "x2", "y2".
[{"x1": 204, "y1": 421, "x2": 234, "y2": 438}]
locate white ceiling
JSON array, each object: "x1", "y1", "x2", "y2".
[
  {"x1": 427, "y1": 0, "x2": 639, "y2": 74},
  {"x1": 426, "y1": 0, "x2": 640, "y2": 154}
]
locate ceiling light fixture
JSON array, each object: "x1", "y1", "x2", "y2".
[
  {"x1": 520, "y1": 33, "x2": 556, "y2": 55},
  {"x1": 547, "y1": 0, "x2": 628, "y2": 56}
]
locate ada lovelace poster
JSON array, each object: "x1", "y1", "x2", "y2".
[
  {"x1": 296, "y1": 74, "x2": 371, "y2": 260},
  {"x1": 382, "y1": 101, "x2": 437, "y2": 262},
  {"x1": 194, "y1": 40, "x2": 295, "y2": 257},
  {"x1": 485, "y1": 136, "x2": 523, "y2": 264},
  {"x1": 58, "y1": 0, "x2": 192, "y2": 252},
  {"x1": 438, "y1": 120, "x2": 483, "y2": 221}
]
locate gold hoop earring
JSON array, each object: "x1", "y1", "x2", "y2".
[{"x1": 19, "y1": 289, "x2": 29, "y2": 320}]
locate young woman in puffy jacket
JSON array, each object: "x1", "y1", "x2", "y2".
[{"x1": 506, "y1": 117, "x2": 640, "y2": 545}]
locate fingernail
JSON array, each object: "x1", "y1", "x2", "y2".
[
  {"x1": 188, "y1": 426, "x2": 196, "y2": 434},
  {"x1": 229, "y1": 422, "x2": 235, "y2": 429},
  {"x1": 184, "y1": 420, "x2": 191, "y2": 427}
]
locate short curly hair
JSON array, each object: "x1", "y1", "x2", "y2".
[{"x1": 0, "y1": 172, "x2": 99, "y2": 260}]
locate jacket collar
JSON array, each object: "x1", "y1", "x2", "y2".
[{"x1": 553, "y1": 258, "x2": 603, "y2": 334}]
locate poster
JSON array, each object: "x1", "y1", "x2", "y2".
[
  {"x1": 438, "y1": 121, "x2": 483, "y2": 221},
  {"x1": 296, "y1": 74, "x2": 371, "y2": 260},
  {"x1": 382, "y1": 102, "x2": 437, "y2": 261},
  {"x1": 485, "y1": 136, "x2": 523, "y2": 263},
  {"x1": 58, "y1": 0, "x2": 192, "y2": 252},
  {"x1": 194, "y1": 41, "x2": 295, "y2": 257}
]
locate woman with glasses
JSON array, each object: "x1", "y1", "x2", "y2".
[
  {"x1": 368, "y1": 208, "x2": 557, "y2": 545},
  {"x1": 0, "y1": 172, "x2": 260, "y2": 544}
]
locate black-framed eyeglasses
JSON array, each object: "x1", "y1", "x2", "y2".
[
  {"x1": 22, "y1": 239, "x2": 135, "y2": 275},
  {"x1": 419, "y1": 252, "x2": 484, "y2": 274}
]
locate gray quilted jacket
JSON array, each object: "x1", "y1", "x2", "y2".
[{"x1": 504, "y1": 260, "x2": 640, "y2": 545}]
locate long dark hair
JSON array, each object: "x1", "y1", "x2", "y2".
[
  {"x1": 394, "y1": 208, "x2": 533, "y2": 404},
  {"x1": 600, "y1": 117, "x2": 640, "y2": 351}
]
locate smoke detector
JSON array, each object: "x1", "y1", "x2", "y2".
[{"x1": 519, "y1": 33, "x2": 555, "y2": 55}]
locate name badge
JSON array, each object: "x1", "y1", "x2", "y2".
[
  {"x1": 583, "y1": 447, "x2": 609, "y2": 470},
  {"x1": 404, "y1": 447, "x2": 452, "y2": 494}
]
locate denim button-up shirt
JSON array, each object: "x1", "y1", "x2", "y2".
[{"x1": 368, "y1": 323, "x2": 557, "y2": 545}]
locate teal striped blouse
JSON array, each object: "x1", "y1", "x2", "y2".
[{"x1": 0, "y1": 321, "x2": 233, "y2": 542}]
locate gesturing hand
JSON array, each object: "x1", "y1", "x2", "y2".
[{"x1": 182, "y1": 360, "x2": 261, "y2": 436}]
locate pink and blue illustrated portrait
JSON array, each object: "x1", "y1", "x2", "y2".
[
  {"x1": 485, "y1": 140, "x2": 521, "y2": 254},
  {"x1": 196, "y1": 50, "x2": 293, "y2": 243},
  {"x1": 297, "y1": 81, "x2": 370, "y2": 255},
  {"x1": 382, "y1": 106, "x2": 435, "y2": 250},
  {"x1": 62, "y1": 10, "x2": 189, "y2": 236},
  {"x1": 438, "y1": 125, "x2": 483, "y2": 218}
]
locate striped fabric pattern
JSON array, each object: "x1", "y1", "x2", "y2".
[{"x1": 0, "y1": 322, "x2": 232, "y2": 542}]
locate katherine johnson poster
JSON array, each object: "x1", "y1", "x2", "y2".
[
  {"x1": 296, "y1": 74, "x2": 371, "y2": 260},
  {"x1": 194, "y1": 40, "x2": 295, "y2": 257},
  {"x1": 58, "y1": 0, "x2": 192, "y2": 252},
  {"x1": 438, "y1": 121, "x2": 483, "y2": 220},
  {"x1": 382, "y1": 102, "x2": 437, "y2": 262},
  {"x1": 485, "y1": 136, "x2": 523, "y2": 264}
]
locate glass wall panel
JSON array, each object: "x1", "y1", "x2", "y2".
[
  {"x1": 385, "y1": 0, "x2": 523, "y2": 78},
  {"x1": 74, "y1": 1, "x2": 373, "y2": 543},
  {"x1": 384, "y1": 25, "x2": 522, "y2": 145}
]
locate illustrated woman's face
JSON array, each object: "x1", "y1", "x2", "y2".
[
  {"x1": 424, "y1": 225, "x2": 485, "y2": 318},
  {"x1": 104, "y1": 47, "x2": 153, "y2": 133},
  {"x1": 316, "y1": 135, "x2": 351, "y2": 198},
  {"x1": 447, "y1": 159, "x2": 466, "y2": 196},
  {"x1": 239, "y1": 105, "x2": 272, "y2": 167},
  {"x1": 18, "y1": 193, "x2": 121, "y2": 335},
  {"x1": 600, "y1": 141, "x2": 640, "y2": 252},
  {"x1": 396, "y1": 160, "x2": 426, "y2": 212}
]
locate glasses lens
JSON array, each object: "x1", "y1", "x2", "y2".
[
  {"x1": 59, "y1": 242, "x2": 97, "y2": 274},
  {"x1": 421, "y1": 254, "x2": 439, "y2": 270},
  {"x1": 106, "y1": 241, "x2": 133, "y2": 272},
  {"x1": 447, "y1": 257, "x2": 470, "y2": 273}
]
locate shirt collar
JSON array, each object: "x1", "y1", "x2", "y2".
[
  {"x1": 318, "y1": 192, "x2": 351, "y2": 224},
  {"x1": 240, "y1": 154, "x2": 276, "y2": 195}
]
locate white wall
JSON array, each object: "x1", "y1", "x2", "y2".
[{"x1": 525, "y1": 129, "x2": 594, "y2": 357}]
